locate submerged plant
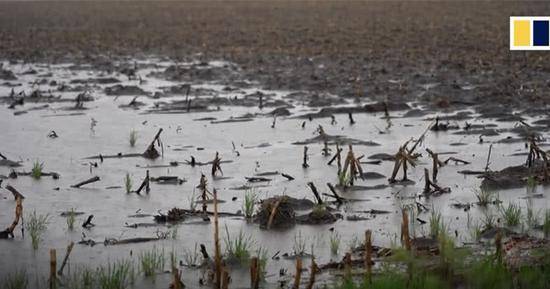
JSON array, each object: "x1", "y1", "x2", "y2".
[
  {"x1": 64, "y1": 266, "x2": 95, "y2": 289},
  {"x1": 544, "y1": 209, "x2": 550, "y2": 238},
  {"x1": 139, "y1": 247, "x2": 165, "y2": 278},
  {"x1": 129, "y1": 130, "x2": 138, "y2": 147},
  {"x1": 482, "y1": 211, "x2": 496, "y2": 230},
  {"x1": 97, "y1": 260, "x2": 133, "y2": 289},
  {"x1": 338, "y1": 171, "x2": 352, "y2": 187},
  {"x1": 224, "y1": 226, "x2": 253, "y2": 264},
  {"x1": 188, "y1": 189, "x2": 197, "y2": 211},
  {"x1": 311, "y1": 203, "x2": 328, "y2": 219},
  {"x1": 475, "y1": 189, "x2": 497, "y2": 207},
  {"x1": 256, "y1": 246, "x2": 269, "y2": 280},
  {"x1": 25, "y1": 211, "x2": 48, "y2": 250},
  {"x1": 31, "y1": 160, "x2": 44, "y2": 179},
  {"x1": 292, "y1": 230, "x2": 307, "y2": 256},
  {"x1": 469, "y1": 221, "x2": 483, "y2": 242},
  {"x1": 124, "y1": 173, "x2": 132, "y2": 193},
  {"x1": 170, "y1": 226, "x2": 178, "y2": 240},
  {"x1": 526, "y1": 175, "x2": 537, "y2": 189},
  {"x1": 242, "y1": 190, "x2": 257, "y2": 219},
  {"x1": 2, "y1": 270, "x2": 28, "y2": 289},
  {"x1": 429, "y1": 209, "x2": 446, "y2": 239},
  {"x1": 329, "y1": 231, "x2": 341, "y2": 255},
  {"x1": 525, "y1": 206, "x2": 539, "y2": 230},
  {"x1": 182, "y1": 243, "x2": 200, "y2": 267},
  {"x1": 347, "y1": 235, "x2": 360, "y2": 252},
  {"x1": 500, "y1": 203, "x2": 522, "y2": 227},
  {"x1": 66, "y1": 208, "x2": 76, "y2": 231}
]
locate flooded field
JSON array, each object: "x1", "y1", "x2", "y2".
[
  {"x1": 1, "y1": 56, "x2": 549, "y2": 288},
  {"x1": 1, "y1": 1, "x2": 550, "y2": 289}
]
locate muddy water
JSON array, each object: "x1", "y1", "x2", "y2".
[{"x1": 0, "y1": 58, "x2": 548, "y2": 288}]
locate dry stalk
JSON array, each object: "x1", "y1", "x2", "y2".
[
  {"x1": 213, "y1": 189, "x2": 221, "y2": 289},
  {"x1": 306, "y1": 259, "x2": 318, "y2": 289},
  {"x1": 341, "y1": 145, "x2": 364, "y2": 186},
  {"x1": 401, "y1": 209, "x2": 411, "y2": 251},
  {"x1": 344, "y1": 252, "x2": 352, "y2": 281},
  {"x1": 1, "y1": 186, "x2": 25, "y2": 239},
  {"x1": 292, "y1": 258, "x2": 302, "y2": 289},
  {"x1": 426, "y1": 148, "x2": 444, "y2": 182},
  {"x1": 143, "y1": 128, "x2": 163, "y2": 159},
  {"x1": 307, "y1": 182, "x2": 323, "y2": 205},
  {"x1": 267, "y1": 197, "x2": 284, "y2": 230},
  {"x1": 221, "y1": 267, "x2": 230, "y2": 289},
  {"x1": 212, "y1": 152, "x2": 223, "y2": 177},
  {"x1": 250, "y1": 257, "x2": 259, "y2": 289},
  {"x1": 302, "y1": 146, "x2": 309, "y2": 168},
  {"x1": 365, "y1": 230, "x2": 372, "y2": 282},
  {"x1": 57, "y1": 242, "x2": 74, "y2": 276},
  {"x1": 49, "y1": 249, "x2": 57, "y2": 289}
]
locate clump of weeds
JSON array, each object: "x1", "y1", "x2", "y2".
[{"x1": 25, "y1": 211, "x2": 49, "y2": 250}]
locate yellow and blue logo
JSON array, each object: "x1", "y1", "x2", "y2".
[{"x1": 510, "y1": 17, "x2": 550, "y2": 50}]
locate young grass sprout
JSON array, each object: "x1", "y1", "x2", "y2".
[
  {"x1": 139, "y1": 247, "x2": 165, "y2": 279},
  {"x1": 475, "y1": 189, "x2": 497, "y2": 207},
  {"x1": 64, "y1": 266, "x2": 95, "y2": 289},
  {"x1": 188, "y1": 189, "x2": 197, "y2": 211},
  {"x1": 66, "y1": 208, "x2": 76, "y2": 231},
  {"x1": 25, "y1": 211, "x2": 48, "y2": 250},
  {"x1": 347, "y1": 235, "x2": 359, "y2": 252},
  {"x1": 429, "y1": 210, "x2": 447, "y2": 239},
  {"x1": 31, "y1": 160, "x2": 44, "y2": 179},
  {"x1": 544, "y1": 209, "x2": 550, "y2": 238},
  {"x1": 242, "y1": 190, "x2": 257, "y2": 219},
  {"x1": 525, "y1": 206, "x2": 539, "y2": 230},
  {"x1": 500, "y1": 202, "x2": 522, "y2": 227},
  {"x1": 224, "y1": 225, "x2": 253, "y2": 265},
  {"x1": 124, "y1": 173, "x2": 132, "y2": 193},
  {"x1": 2, "y1": 270, "x2": 28, "y2": 289},
  {"x1": 129, "y1": 130, "x2": 138, "y2": 147},
  {"x1": 482, "y1": 212, "x2": 496, "y2": 230},
  {"x1": 329, "y1": 231, "x2": 341, "y2": 255},
  {"x1": 182, "y1": 243, "x2": 200, "y2": 267},
  {"x1": 256, "y1": 246, "x2": 269, "y2": 280},
  {"x1": 97, "y1": 260, "x2": 134, "y2": 289},
  {"x1": 293, "y1": 230, "x2": 307, "y2": 256},
  {"x1": 170, "y1": 226, "x2": 178, "y2": 240}
]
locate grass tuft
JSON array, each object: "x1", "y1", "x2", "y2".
[
  {"x1": 2, "y1": 270, "x2": 28, "y2": 289},
  {"x1": 97, "y1": 260, "x2": 134, "y2": 289},
  {"x1": 525, "y1": 205, "x2": 539, "y2": 230},
  {"x1": 256, "y1": 246, "x2": 269, "y2": 280},
  {"x1": 224, "y1": 225, "x2": 253, "y2": 264},
  {"x1": 242, "y1": 189, "x2": 257, "y2": 219},
  {"x1": 139, "y1": 246, "x2": 165, "y2": 279},
  {"x1": 182, "y1": 243, "x2": 200, "y2": 267},
  {"x1": 124, "y1": 173, "x2": 132, "y2": 193},
  {"x1": 64, "y1": 266, "x2": 95, "y2": 289},
  {"x1": 429, "y1": 209, "x2": 447, "y2": 239},
  {"x1": 292, "y1": 230, "x2": 307, "y2": 256},
  {"x1": 66, "y1": 208, "x2": 76, "y2": 231},
  {"x1": 500, "y1": 202, "x2": 522, "y2": 227},
  {"x1": 474, "y1": 189, "x2": 497, "y2": 207},
  {"x1": 329, "y1": 231, "x2": 341, "y2": 255},
  {"x1": 25, "y1": 211, "x2": 48, "y2": 250},
  {"x1": 338, "y1": 171, "x2": 352, "y2": 187},
  {"x1": 129, "y1": 130, "x2": 138, "y2": 147},
  {"x1": 543, "y1": 209, "x2": 550, "y2": 238},
  {"x1": 31, "y1": 160, "x2": 44, "y2": 179}
]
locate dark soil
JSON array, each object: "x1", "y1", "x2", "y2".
[{"x1": 1, "y1": 1, "x2": 550, "y2": 111}]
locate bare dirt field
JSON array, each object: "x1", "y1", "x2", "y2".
[{"x1": 1, "y1": 1, "x2": 550, "y2": 107}]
